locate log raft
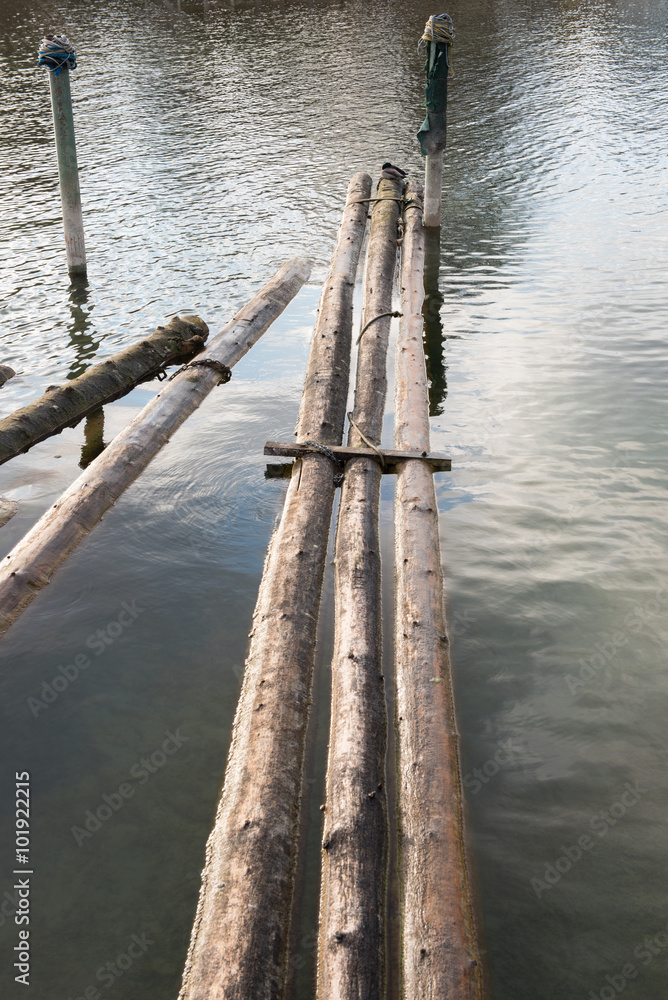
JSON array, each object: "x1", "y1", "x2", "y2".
[
  {"x1": 179, "y1": 173, "x2": 372, "y2": 1000},
  {"x1": 0, "y1": 315, "x2": 209, "y2": 466},
  {"x1": 0, "y1": 258, "x2": 310, "y2": 637},
  {"x1": 179, "y1": 171, "x2": 482, "y2": 1000},
  {"x1": 394, "y1": 181, "x2": 482, "y2": 998},
  {"x1": 317, "y1": 175, "x2": 403, "y2": 1000}
]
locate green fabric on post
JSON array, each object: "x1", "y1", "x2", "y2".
[
  {"x1": 424, "y1": 45, "x2": 449, "y2": 111},
  {"x1": 417, "y1": 41, "x2": 450, "y2": 156}
]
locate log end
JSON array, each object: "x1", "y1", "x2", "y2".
[{"x1": 0, "y1": 365, "x2": 16, "y2": 388}]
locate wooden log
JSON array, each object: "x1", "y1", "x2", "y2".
[
  {"x1": 179, "y1": 173, "x2": 372, "y2": 1000},
  {"x1": 394, "y1": 180, "x2": 482, "y2": 999},
  {"x1": 0, "y1": 257, "x2": 311, "y2": 637},
  {"x1": 0, "y1": 316, "x2": 209, "y2": 466},
  {"x1": 0, "y1": 366, "x2": 15, "y2": 389},
  {"x1": 317, "y1": 174, "x2": 403, "y2": 1000}
]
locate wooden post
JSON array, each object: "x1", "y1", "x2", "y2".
[
  {"x1": 179, "y1": 174, "x2": 371, "y2": 1000},
  {"x1": 418, "y1": 13, "x2": 454, "y2": 229},
  {"x1": 0, "y1": 258, "x2": 310, "y2": 637},
  {"x1": 394, "y1": 180, "x2": 482, "y2": 998},
  {"x1": 316, "y1": 174, "x2": 403, "y2": 1000},
  {"x1": 39, "y1": 36, "x2": 87, "y2": 276},
  {"x1": 0, "y1": 315, "x2": 209, "y2": 466},
  {"x1": 423, "y1": 148, "x2": 444, "y2": 228},
  {"x1": 423, "y1": 37, "x2": 443, "y2": 229}
]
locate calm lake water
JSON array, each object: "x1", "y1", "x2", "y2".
[{"x1": 1, "y1": 1, "x2": 667, "y2": 997}]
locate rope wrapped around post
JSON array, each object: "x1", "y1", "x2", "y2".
[{"x1": 37, "y1": 34, "x2": 77, "y2": 75}]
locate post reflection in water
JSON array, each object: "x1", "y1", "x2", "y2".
[
  {"x1": 422, "y1": 227, "x2": 447, "y2": 416},
  {"x1": 66, "y1": 275, "x2": 98, "y2": 380},
  {"x1": 79, "y1": 407, "x2": 106, "y2": 468}
]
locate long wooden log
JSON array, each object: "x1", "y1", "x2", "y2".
[
  {"x1": 179, "y1": 172, "x2": 372, "y2": 1000},
  {"x1": 317, "y1": 174, "x2": 403, "y2": 1000},
  {"x1": 0, "y1": 315, "x2": 209, "y2": 466},
  {"x1": 394, "y1": 181, "x2": 482, "y2": 999},
  {"x1": 0, "y1": 258, "x2": 310, "y2": 637}
]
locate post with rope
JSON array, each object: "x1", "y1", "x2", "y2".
[
  {"x1": 417, "y1": 14, "x2": 454, "y2": 228},
  {"x1": 38, "y1": 35, "x2": 87, "y2": 277}
]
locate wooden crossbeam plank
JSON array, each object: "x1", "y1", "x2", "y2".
[{"x1": 263, "y1": 440, "x2": 451, "y2": 471}]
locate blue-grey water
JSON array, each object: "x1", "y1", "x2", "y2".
[{"x1": 0, "y1": 1, "x2": 667, "y2": 998}]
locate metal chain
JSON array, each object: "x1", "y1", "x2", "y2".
[
  {"x1": 169, "y1": 358, "x2": 232, "y2": 384},
  {"x1": 300, "y1": 440, "x2": 341, "y2": 465}
]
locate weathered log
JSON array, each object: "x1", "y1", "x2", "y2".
[
  {"x1": 317, "y1": 175, "x2": 403, "y2": 1000},
  {"x1": 394, "y1": 181, "x2": 482, "y2": 999},
  {"x1": 0, "y1": 315, "x2": 210, "y2": 466},
  {"x1": 0, "y1": 257, "x2": 311, "y2": 637},
  {"x1": 179, "y1": 173, "x2": 372, "y2": 1000},
  {"x1": 0, "y1": 366, "x2": 15, "y2": 389}
]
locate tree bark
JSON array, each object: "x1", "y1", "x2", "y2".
[
  {"x1": 179, "y1": 173, "x2": 372, "y2": 1000},
  {"x1": 317, "y1": 175, "x2": 403, "y2": 1000},
  {"x1": 0, "y1": 258, "x2": 310, "y2": 637},
  {"x1": 0, "y1": 315, "x2": 210, "y2": 466},
  {"x1": 394, "y1": 181, "x2": 482, "y2": 999}
]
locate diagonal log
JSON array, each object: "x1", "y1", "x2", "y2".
[
  {"x1": 0, "y1": 257, "x2": 310, "y2": 637},
  {"x1": 0, "y1": 316, "x2": 209, "y2": 465},
  {"x1": 179, "y1": 172, "x2": 372, "y2": 1000}
]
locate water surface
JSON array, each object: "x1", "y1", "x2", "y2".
[{"x1": 0, "y1": 1, "x2": 667, "y2": 998}]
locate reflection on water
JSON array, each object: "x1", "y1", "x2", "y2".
[
  {"x1": 66, "y1": 275, "x2": 99, "y2": 380},
  {"x1": 79, "y1": 407, "x2": 106, "y2": 467},
  {"x1": 0, "y1": 1, "x2": 667, "y2": 999},
  {"x1": 422, "y1": 227, "x2": 447, "y2": 415}
]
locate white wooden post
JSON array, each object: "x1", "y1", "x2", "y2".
[{"x1": 39, "y1": 36, "x2": 87, "y2": 277}]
